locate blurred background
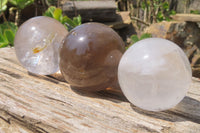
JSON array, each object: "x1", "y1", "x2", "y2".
[{"x1": 0, "y1": 0, "x2": 200, "y2": 77}]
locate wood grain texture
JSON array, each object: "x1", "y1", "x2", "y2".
[
  {"x1": 61, "y1": 1, "x2": 117, "y2": 22},
  {"x1": 105, "y1": 11, "x2": 132, "y2": 30},
  {"x1": 0, "y1": 48, "x2": 200, "y2": 133},
  {"x1": 171, "y1": 14, "x2": 200, "y2": 22}
]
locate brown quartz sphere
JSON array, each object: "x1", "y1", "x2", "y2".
[{"x1": 60, "y1": 23, "x2": 125, "y2": 91}]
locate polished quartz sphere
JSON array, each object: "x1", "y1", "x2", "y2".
[
  {"x1": 118, "y1": 38, "x2": 192, "y2": 111},
  {"x1": 14, "y1": 16, "x2": 68, "y2": 75},
  {"x1": 60, "y1": 23, "x2": 125, "y2": 91}
]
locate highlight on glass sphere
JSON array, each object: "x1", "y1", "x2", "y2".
[
  {"x1": 118, "y1": 38, "x2": 192, "y2": 111},
  {"x1": 14, "y1": 16, "x2": 68, "y2": 75},
  {"x1": 60, "y1": 22, "x2": 125, "y2": 91}
]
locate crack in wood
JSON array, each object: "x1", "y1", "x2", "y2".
[
  {"x1": 3, "y1": 110, "x2": 62, "y2": 133},
  {"x1": 43, "y1": 95, "x2": 72, "y2": 106},
  {"x1": 7, "y1": 112, "x2": 48, "y2": 133},
  {"x1": 167, "y1": 110, "x2": 200, "y2": 124},
  {"x1": 2, "y1": 57, "x2": 20, "y2": 65},
  {"x1": 0, "y1": 115, "x2": 10, "y2": 124},
  {"x1": 0, "y1": 68, "x2": 22, "y2": 79}
]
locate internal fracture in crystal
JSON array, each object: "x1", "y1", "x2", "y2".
[{"x1": 14, "y1": 16, "x2": 68, "y2": 75}]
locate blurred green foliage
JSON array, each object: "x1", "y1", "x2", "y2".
[
  {"x1": 126, "y1": 33, "x2": 152, "y2": 50},
  {"x1": 44, "y1": 6, "x2": 82, "y2": 31},
  {"x1": 0, "y1": 0, "x2": 33, "y2": 48},
  {"x1": 8, "y1": 0, "x2": 34, "y2": 9},
  {"x1": 0, "y1": 0, "x2": 8, "y2": 14},
  {"x1": 0, "y1": 22, "x2": 18, "y2": 48},
  {"x1": 141, "y1": 0, "x2": 176, "y2": 22},
  {"x1": 190, "y1": 10, "x2": 200, "y2": 14}
]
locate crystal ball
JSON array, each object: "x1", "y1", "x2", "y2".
[
  {"x1": 60, "y1": 23, "x2": 125, "y2": 91},
  {"x1": 14, "y1": 16, "x2": 68, "y2": 75},
  {"x1": 118, "y1": 38, "x2": 192, "y2": 111}
]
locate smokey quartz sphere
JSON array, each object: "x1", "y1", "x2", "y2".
[
  {"x1": 14, "y1": 16, "x2": 68, "y2": 75},
  {"x1": 60, "y1": 23, "x2": 125, "y2": 91},
  {"x1": 118, "y1": 38, "x2": 192, "y2": 111}
]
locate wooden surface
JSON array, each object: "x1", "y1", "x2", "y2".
[
  {"x1": 171, "y1": 14, "x2": 200, "y2": 22},
  {"x1": 105, "y1": 11, "x2": 132, "y2": 29},
  {"x1": 0, "y1": 48, "x2": 200, "y2": 133},
  {"x1": 61, "y1": 0, "x2": 117, "y2": 22}
]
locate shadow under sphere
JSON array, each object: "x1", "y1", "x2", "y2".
[{"x1": 60, "y1": 23, "x2": 125, "y2": 91}]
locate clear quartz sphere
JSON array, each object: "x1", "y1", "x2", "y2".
[
  {"x1": 118, "y1": 38, "x2": 192, "y2": 111},
  {"x1": 14, "y1": 16, "x2": 68, "y2": 75}
]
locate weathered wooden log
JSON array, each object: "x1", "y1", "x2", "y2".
[
  {"x1": 171, "y1": 14, "x2": 200, "y2": 22},
  {"x1": 0, "y1": 48, "x2": 200, "y2": 132},
  {"x1": 61, "y1": 0, "x2": 118, "y2": 22}
]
